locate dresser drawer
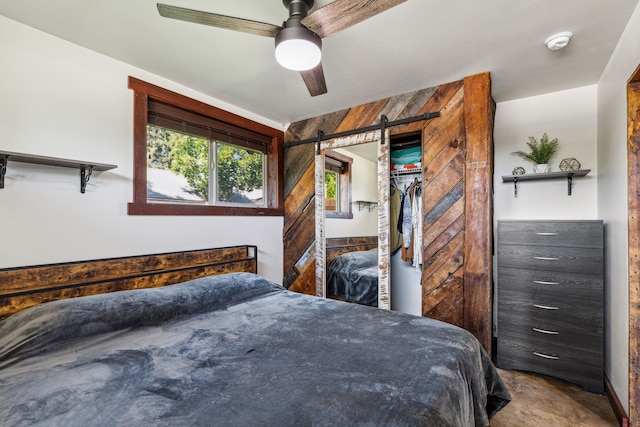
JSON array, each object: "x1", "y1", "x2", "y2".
[
  {"x1": 498, "y1": 221, "x2": 603, "y2": 248},
  {"x1": 498, "y1": 289, "x2": 603, "y2": 334},
  {"x1": 497, "y1": 245, "x2": 603, "y2": 274},
  {"x1": 497, "y1": 335, "x2": 603, "y2": 393},
  {"x1": 498, "y1": 326, "x2": 602, "y2": 362},
  {"x1": 497, "y1": 267, "x2": 602, "y2": 299}
]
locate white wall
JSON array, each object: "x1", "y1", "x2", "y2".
[
  {"x1": 597, "y1": 1, "x2": 640, "y2": 414},
  {"x1": 493, "y1": 85, "x2": 602, "y2": 379},
  {"x1": 494, "y1": 85, "x2": 598, "y2": 221},
  {"x1": 0, "y1": 16, "x2": 284, "y2": 283}
]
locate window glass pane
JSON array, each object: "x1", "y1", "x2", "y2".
[
  {"x1": 146, "y1": 124, "x2": 209, "y2": 203},
  {"x1": 324, "y1": 170, "x2": 339, "y2": 212},
  {"x1": 215, "y1": 141, "x2": 265, "y2": 206}
]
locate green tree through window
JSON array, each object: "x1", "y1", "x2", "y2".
[{"x1": 147, "y1": 125, "x2": 263, "y2": 205}]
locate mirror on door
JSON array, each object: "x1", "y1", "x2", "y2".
[
  {"x1": 324, "y1": 142, "x2": 379, "y2": 307},
  {"x1": 315, "y1": 130, "x2": 424, "y2": 315}
]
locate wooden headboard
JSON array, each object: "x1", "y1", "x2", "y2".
[
  {"x1": 0, "y1": 245, "x2": 257, "y2": 322},
  {"x1": 326, "y1": 236, "x2": 378, "y2": 263}
]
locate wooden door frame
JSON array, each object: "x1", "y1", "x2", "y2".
[{"x1": 628, "y1": 63, "x2": 640, "y2": 425}]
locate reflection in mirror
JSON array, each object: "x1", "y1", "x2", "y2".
[
  {"x1": 325, "y1": 145, "x2": 375, "y2": 235},
  {"x1": 315, "y1": 133, "x2": 390, "y2": 310},
  {"x1": 324, "y1": 150, "x2": 353, "y2": 219}
]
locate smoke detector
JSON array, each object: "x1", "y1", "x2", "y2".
[{"x1": 544, "y1": 32, "x2": 573, "y2": 50}]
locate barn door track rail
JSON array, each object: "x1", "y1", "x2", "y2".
[{"x1": 284, "y1": 112, "x2": 441, "y2": 153}]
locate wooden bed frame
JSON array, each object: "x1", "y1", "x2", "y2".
[
  {"x1": 325, "y1": 236, "x2": 378, "y2": 263},
  {"x1": 0, "y1": 245, "x2": 257, "y2": 322}
]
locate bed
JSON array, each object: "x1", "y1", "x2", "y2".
[
  {"x1": 0, "y1": 246, "x2": 510, "y2": 426},
  {"x1": 326, "y1": 248, "x2": 379, "y2": 307}
]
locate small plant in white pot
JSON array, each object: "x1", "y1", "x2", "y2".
[{"x1": 513, "y1": 133, "x2": 558, "y2": 173}]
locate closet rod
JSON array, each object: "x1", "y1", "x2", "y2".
[{"x1": 283, "y1": 111, "x2": 440, "y2": 149}]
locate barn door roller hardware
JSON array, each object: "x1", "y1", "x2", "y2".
[{"x1": 285, "y1": 111, "x2": 440, "y2": 150}]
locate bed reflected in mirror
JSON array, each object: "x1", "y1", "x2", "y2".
[{"x1": 325, "y1": 142, "x2": 378, "y2": 307}]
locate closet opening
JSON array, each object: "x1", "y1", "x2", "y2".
[{"x1": 389, "y1": 131, "x2": 423, "y2": 316}]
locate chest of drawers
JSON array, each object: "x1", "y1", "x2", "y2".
[{"x1": 496, "y1": 220, "x2": 603, "y2": 393}]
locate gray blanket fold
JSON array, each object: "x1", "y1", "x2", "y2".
[{"x1": 0, "y1": 272, "x2": 510, "y2": 426}]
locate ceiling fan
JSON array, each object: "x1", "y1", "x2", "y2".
[{"x1": 156, "y1": 0, "x2": 407, "y2": 97}]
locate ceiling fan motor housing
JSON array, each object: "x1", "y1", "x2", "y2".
[{"x1": 283, "y1": 0, "x2": 315, "y2": 19}]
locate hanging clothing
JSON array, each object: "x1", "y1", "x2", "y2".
[
  {"x1": 390, "y1": 188, "x2": 403, "y2": 253},
  {"x1": 412, "y1": 184, "x2": 422, "y2": 268},
  {"x1": 401, "y1": 179, "x2": 420, "y2": 262},
  {"x1": 401, "y1": 184, "x2": 413, "y2": 251}
]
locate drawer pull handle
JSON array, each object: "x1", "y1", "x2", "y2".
[
  {"x1": 533, "y1": 304, "x2": 559, "y2": 310},
  {"x1": 533, "y1": 327, "x2": 559, "y2": 335},
  {"x1": 533, "y1": 280, "x2": 560, "y2": 285},
  {"x1": 533, "y1": 351, "x2": 560, "y2": 360},
  {"x1": 535, "y1": 232, "x2": 559, "y2": 236},
  {"x1": 533, "y1": 256, "x2": 559, "y2": 261}
]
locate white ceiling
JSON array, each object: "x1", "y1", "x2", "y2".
[{"x1": 1, "y1": 0, "x2": 638, "y2": 125}]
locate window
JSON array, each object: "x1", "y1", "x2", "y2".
[
  {"x1": 128, "y1": 77, "x2": 283, "y2": 216},
  {"x1": 324, "y1": 150, "x2": 352, "y2": 219}
]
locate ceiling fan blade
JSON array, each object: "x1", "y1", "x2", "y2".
[
  {"x1": 303, "y1": 0, "x2": 407, "y2": 38},
  {"x1": 157, "y1": 4, "x2": 281, "y2": 38},
  {"x1": 300, "y1": 63, "x2": 328, "y2": 97}
]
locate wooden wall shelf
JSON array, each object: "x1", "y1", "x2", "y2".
[
  {"x1": 501, "y1": 169, "x2": 590, "y2": 196},
  {"x1": 353, "y1": 200, "x2": 378, "y2": 212},
  {"x1": 0, "y1": 150, "x2": 117, "y2": 193}
]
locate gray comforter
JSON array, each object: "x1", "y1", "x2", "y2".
[
  {"x1": 326, "y1": 249, "x2": 379, "y2": 307},
  {"x1": 0, "y1": 273, "x2": 510, "y2": 426}
]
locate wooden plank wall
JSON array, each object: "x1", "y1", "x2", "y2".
[
  {"x1": 0, "y1": 246, "x2": 257, "y2": 321},
  {"x1": 283, "y1": 73, "x2": 494, "y2": 352}
]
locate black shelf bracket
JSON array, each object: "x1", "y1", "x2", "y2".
[
  {"x1": 567, "y1": 173, "x2": 574, "y2": 196},
  {"x1": 80, "y1": 166, "x2": 94, "y2": 194},
  {"x1": 0, "y1": 155, "x2": 7, "y2": 189}
]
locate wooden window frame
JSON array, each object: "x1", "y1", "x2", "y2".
[
  {"x1": 324, "y1": 150, "x2": 353, "y2": 219},
  {"x1": 127, "y1": 77, "x2": 283, "y2": 216}
]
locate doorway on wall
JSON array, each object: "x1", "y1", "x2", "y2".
[{"x1": 626, "y1": 63, "x2": 640, "y2": 426}]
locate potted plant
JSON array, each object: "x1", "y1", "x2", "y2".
[{"x1": 513, "y1": 133, "x2": 558, "y2": 173}]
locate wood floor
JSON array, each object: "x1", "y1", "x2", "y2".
[{"x1": 491, "y1": 369, "x2": 618, "y2": 426}]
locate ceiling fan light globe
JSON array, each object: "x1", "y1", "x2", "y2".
[
  {"x1": 276, "y1": 39, "x2": 321, "y2": 70},
  {"x1": 275, "y1": 25, "x2": 322, "y2": 71}
]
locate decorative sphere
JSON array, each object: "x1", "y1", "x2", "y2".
[
  {"x1": 559, "y1": 158, "x2": 581, "y2": 172},
  {"x1": 512, "y1": 166, "x2": 526, "y2": 175}
]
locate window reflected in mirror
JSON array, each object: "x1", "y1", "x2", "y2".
[
  {"x1": 324, "y1": 150, "x2": 353, "y2": 219},
  {"x1": 324, "y1": 169, "x2": 339, "y2": 212}
]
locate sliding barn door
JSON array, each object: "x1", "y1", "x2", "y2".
[{"x1": 283, "y1": 73, "x2": 494, "y2": 354}]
